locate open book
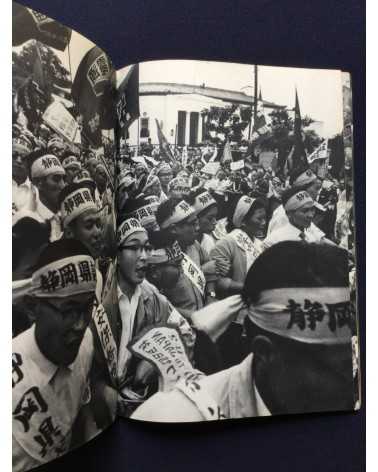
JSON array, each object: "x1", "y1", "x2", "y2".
[{"x1": 12, "y1": 2, "x2": 361, "y2": 471}]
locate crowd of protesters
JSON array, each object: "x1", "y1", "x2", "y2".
[
  {"x1": 12, "y1": 124, "x2": 358, "y2": 467},
  {"x1": 12, "y1": 121, "x2": 119, "y2": 470},
  {"x1": 114, "y1": 141, "x2": 358, "y2": 420}
]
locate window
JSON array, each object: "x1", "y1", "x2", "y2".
[{"x1": 140, "y1": 117, "x2": 149, "y2": 138}]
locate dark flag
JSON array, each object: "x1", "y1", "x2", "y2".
[
  {"x1": 116, "y1": 65, "x2": 140, "y2": 134},
  {"x1": 155, "y1": 119, "x2": 175, "y2": 162},
  {"x1": 291, "y1": 88, "x2": 307, "y2": 171},
  {"x1": 17, "y1": 42, "x2": 50, "y2": 129},
  {"x1": 12, "y1": 3, "x2": 71, "y2": 51},
  {"x1": 71, "y1": 46, "x2": 116, "y2": 147}
]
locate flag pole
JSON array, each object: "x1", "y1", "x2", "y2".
[
  {"x1": 253, "y1": 65, "x2": 258, "y2": 135},
  {"x1": 137, "y1": 118, "x2": 140, "y2": 154}
]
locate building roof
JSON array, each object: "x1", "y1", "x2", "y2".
[{"x1": 138, "y1": 82, "x2": 285, "y2": 109}]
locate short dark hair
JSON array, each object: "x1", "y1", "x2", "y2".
[
  {"x1": 148, "y1": 229, "x2": 176, "y2": 250},
  {"x1": 12, "y1": 218, "x2": 50, "y2": 271},
  {"x1": 155, "y1": 198, "x2": 178, "y2": 227},
  {"x1": 242, "y1": 241, "x2": 349, "y2": 305},
  {"x1": 34, "y1": 239, "x2": 91, "y2": 272}
]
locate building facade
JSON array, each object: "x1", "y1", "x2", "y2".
[{"x1": 126, "y1": 82, "x2": 285, "y2": 146}]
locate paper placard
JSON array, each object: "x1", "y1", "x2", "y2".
[
  {"x1": 42, "y1": 101, "x2": 78, "y2": 143},
  {"x1": 202, "y1": 162, "x2": 220, "y2": 176},
  {"x1": 129, "y1": 326, "x2": 203, "y2": 392},
  {"x1": 230, "y1": 160, "x2": 244, "y2": 171}
]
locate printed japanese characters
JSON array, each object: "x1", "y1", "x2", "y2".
[{"x1": 12, "y1": 4, "x2": 118, "y2": 471}]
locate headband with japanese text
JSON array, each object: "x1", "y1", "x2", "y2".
[
  {"x1": 248, "y1": 287, "x2": 354, "y2": 344},
  {"x1": 147, "y1": 241, "x2": 183, "y2": 265},
  {"x1": 31, "y1": 155, "x2": 65, "y2": 179},
  {"x1": 160, "y1": 200, "x2": 195, "y2": 229},
  {"x1": 284, "y1": 191, "x2": 314, "y2": 212},
  {"x1": 168, "y1": 177, "x2": 191, "y2": 197},
  {"x1": 62, "y1": 156, "x2": 81, "y2": 170},
  {"x1": 31, "y1": 255, "x2": 97, "y2": 298},
  {"x1": 61, "y1": 187, "x2": 98, "y2": 228},
  {"x1": 193, "y1": 191, "x2": 217, "y2": 214},
  {"x1": 117, "y1": 218, "x2": 146, "y2": 247},
  {"x1": 233, "y1": 196, "x2": 256, "y2": 228},
  {"x1": 131, "y1": 204, "x2": 158, "y2": 230}
]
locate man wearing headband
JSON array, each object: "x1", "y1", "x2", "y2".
[
  {"x1": 47, "y1": 137, "x2": 66, "y2": 158},
  {"x1": 103, "y1": 218, "x2": 194, "y2": 416},
  {"x1": 156, "y1": 163, "x2": 173, "y2": 196},
  {"x1": 62, "y1": 156, "x2": 82, "y2": 184},
  {"x1": 131, "y1": 241, "x2": 356, "y2": 421},
  {"x1": 121, "y1": 197, "x2": 159, "y2": 232},
  {"x1": 142, "y1": 174, "x2": 165, "y2": 203},
  {"x1": 156, "y1": 199, "x2": 212, "y2": 316},
  {"x1": 188, "y1": 189, "x2": 219, "y2": 254},
  {"x1": 263, "y1": 188, "x2": 328, "y2": 249},
  {"x1": 12, "y1": 134, "x2": 36, "y2": 215},
  {"x1": 29, "y1": 150, "x2": 66, "y2": 241},
  {"x1": 145, "y1": 232, "x2": 184, "y2": 293},
  {"x1": 116, "y1": 172, "x2": 136, "y2": 214},
  {"x1": 60, "y1": 182, "x2": 104, "y2": 260},
  {"x1": 267, "y1": 168, "x2": 322, "y2": 234},
  {"x1": 12, "y1": 240, "x2": 102, "y2": 469}
]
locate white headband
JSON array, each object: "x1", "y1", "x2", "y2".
[
  {"x1": 147, "y1": 241, "x2": 183, "y2": 265},
  {"x1": 63, "y1": 156, "x2": 81, "y2": 170},
  {"x1": 132, "y1": 204, "x2": 158, "y2": 230},
  {"x1": 284, "y1": 191, "x2": 314, "y2": 212},
  {"x1": 293, "y1": 169, "x2": 317, "y2": 188},
  {"x1": 193, "y1": 191, "x2": 217, "y2": 214},
  {"x1": 248, "y1": 287, "x2": 353, "y2": 344},
  {"x1": 160, "y1": 201, "x2": 195, "y2": 230},
  {"x1": 117, "y1": 218, "x2": 147, "y2": 247},
  {"x1": 31, "y1": 155, "x2": 65, "y2": 179},
  {"x1": 61, "y1": 188, "x2": 98, "y2": 228},
  {"x1": 232, "y1": 196, "x2": 256, "y2": 228},
  {"x1": 31, "y1": 255, "x2": 97, "y2": 298}
]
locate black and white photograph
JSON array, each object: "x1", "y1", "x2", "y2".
[
  {"x1": 11, "y1": 2, "x2": 361, "y2": 471},
  {"x1": 12, "y1": 4, "x2": 118, "y2": 471},
  {"x1": 115, "y1": 60, "x2": 360, "y2": 421}
]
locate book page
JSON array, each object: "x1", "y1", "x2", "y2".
[
  {"x1": 12, "y1": 3, "x2": 118, "y2": 470},
  {"x1": 114, "y1": 59, "x2": 360, "y2": 421}
]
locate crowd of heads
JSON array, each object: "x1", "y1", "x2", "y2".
[{"x1": 12, "y1": 122, "x2": 357, "y2": 430}]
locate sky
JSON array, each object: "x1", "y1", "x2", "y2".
[
  {"x1": 14, "y1": 36, "x2": 344, "y2": 138},
  {"x1": 118, "y1": 60, "x2": 344, "y2": 138}
]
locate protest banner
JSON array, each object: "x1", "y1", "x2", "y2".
[
  {"x1": 42, "y1": 101, "x2": 78, "y2": 143},
  {"x1": 202, "y1": 161, "x2": 220, "y2": 176},
  {"x1": 230, "y1": 160, "x2": 245, "y2": 171},
  {"x1": 307, "y1": 140, "x2": 328, "y2": 164}
]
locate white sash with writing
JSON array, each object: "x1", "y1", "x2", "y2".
[
  {"x1": 230, "y1": 229, "x2": 262, "y2": 272},
  {"x1": 12, "y1": 354, "x2": 88, "y2": 463},
  {"x1": 93, "y1": 304, "x2": 118, "y2": 386},
  {"x1": 182, "y1": 254, "x2": 206, "y2": 296}
]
